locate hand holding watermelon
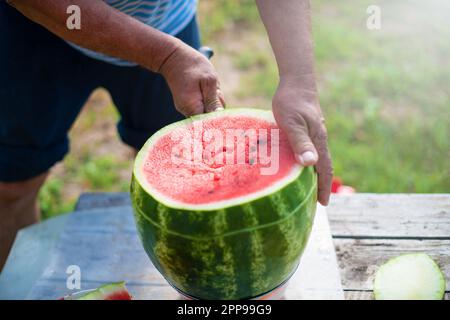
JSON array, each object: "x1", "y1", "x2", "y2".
[
  {"x1": 272, "y1": 76, "x2": 333, "y2": 206},
  {"x1": 159, "y1": 41, "x2": 225, "y2": 117}
]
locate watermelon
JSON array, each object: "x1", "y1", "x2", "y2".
[
  {"x1": 374, "y1": 253, "x2": 445, "y2": 300},
  {"x1": 62, "y1": 282, "x2": 132, "y2": 300},
  {"x1": 131, "y1": 108, "x2": 317, "y2": 299}
]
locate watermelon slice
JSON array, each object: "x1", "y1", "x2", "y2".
[
  {"x1": 374, "y1": 253, "x2": 445, "y2": 300},
  {"x1": 131, "y1": 108, "x2": 317, "y2": 299},
  {"x1": 62, "y1": 282, "x2": 132, "y2": 300}
]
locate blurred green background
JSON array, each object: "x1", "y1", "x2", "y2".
[{"x1": 39, "y1": 0, "x2": 450, "y2": 219}]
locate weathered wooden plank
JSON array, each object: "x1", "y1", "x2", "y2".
[
  {"x1": 0, "y1": 215, "x2": 68, "y2": 299},
  {"x1": 334, "y1": 238, "x2": 450, "y2": 291},
  {"x1": 344, "y1": 291, "x2": 449, "y2": 300},
  {"x1": 75, "y1": 192, "x2": 130, "y2": 211},
  {"x1": 26, "y1": 206, "x2": 178, "y2": 300},
  {"x1": 328, "y1": 194, "x2": 450, "y2": 238}
]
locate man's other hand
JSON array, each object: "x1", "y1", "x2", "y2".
[
  {"x1": 159, "y1": 42, "x2": 225, "y2": 116},
  {"x1": 272, "y1": 75, "x2": 333, "y2": 206}
]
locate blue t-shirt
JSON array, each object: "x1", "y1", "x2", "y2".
[{"x1": 69, "y1": 0, "x2": 197, "y2": 66}]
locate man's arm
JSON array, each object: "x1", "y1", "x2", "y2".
[
  {"x1": 256, "y1": 0, "x2": 333, "y2": 205},
  {"x1": 9, "y1": 0, "x2": 224, "y2": 114}
]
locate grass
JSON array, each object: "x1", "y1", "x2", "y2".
[
  {"x1": 39, "y1": 179, "x2": 75, "y2": 220},
  {"x1": 39, "y1": 153, "x2": 131, "y2": 219},
  {"x1": 39, "y1": 0, "x2": 449, "y2": 219},
  {"x1": 314, "y1": 0, "x2": 450, "y2": 192}
]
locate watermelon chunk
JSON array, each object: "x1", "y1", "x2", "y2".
[
  {"x1": 131, "y1": 108, "x2": 317, "y2": 299},
  {"x1": 63, "y1": 282, "x2": 132, "y2": 300},
  {"x1": 374, "y1": 253, "x2": 445, "y2": 300}
]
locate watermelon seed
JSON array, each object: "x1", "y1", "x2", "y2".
[{"x1": 257, "y1": 139, "x2": 266, "y2": 145}]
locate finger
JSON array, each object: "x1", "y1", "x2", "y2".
[
  {"x1": 276, "y1": 115, "x2": 318, "y2": 167},
  {"x1": 176, "y1": 97, "x2": 204, "y2": 117},
  {"x1": 201, "y1": 75, "x2": 223, "y2": 113},
  {"x1": 217, "y1": 89, "x2": 226, "y2": 108},
  {"x1": 183, "y1": 103, "x2": 205, "y2": 117},
  {"x1": 311, "y1": 125, "x2": 333, "y2": 206},
  {"x1": 173, "y1": 81, "x2": 205, "y2": 117}
]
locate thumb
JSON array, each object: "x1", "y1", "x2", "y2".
[{"x1": 279, "y1": 118, "x2": 318, "y2": 166}]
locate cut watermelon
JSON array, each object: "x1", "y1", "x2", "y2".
[
  {"x1": 63, "y1": 282, "x2": 132, "y2": 300},
  {"x1": 374, "y1": 253, "x2": 445, "y2": 300},
  {"x1": 131, "y1": 108, "x2": 317, "y2": 299}
]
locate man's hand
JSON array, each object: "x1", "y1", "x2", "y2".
[
  {"x1": 159, "y1": 42, "x2": 225, "y2": 116},
  {"x1": 273, "y1": 76, "x2": 333, "y2": 206},
  {"x1": 256, "y1": 0, "x2": 333, "y2": 205},
  {"x1": 10, "y1": 0, "x2": 225, "y2": 117}
]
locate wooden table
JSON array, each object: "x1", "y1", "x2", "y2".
[
  {"x1": 328, "y1": 194, "x2": 449, "y2": 299},
  {"x1": 0, "y1": 193, "x2": 448, "y2": 299}
]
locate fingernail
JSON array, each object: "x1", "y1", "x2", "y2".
[
  {"x1": 209, "y1": 106, "x2": 224, "y2": 113},
  {"x1": 205, "y1": 106, "x2": 223, "y2": 113},
  {"x1": 299, "y1": 151, "x2": 317, "y2": 165}
]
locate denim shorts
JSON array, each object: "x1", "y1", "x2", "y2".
[{"x1": 0, "y1": 2, "x2": 200, "y2": 182}]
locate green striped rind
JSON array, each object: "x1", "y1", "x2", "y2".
[{"x1": 131, "y1": 165, "x2": 317, "y2": 299}]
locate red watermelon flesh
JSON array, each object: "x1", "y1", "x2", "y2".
[
  {"x1": 103, "y1": 291, "x2": 132, "y2": 300},
  {"x1": 142, "y1": 114, "x2": 297, "y2": 205}
]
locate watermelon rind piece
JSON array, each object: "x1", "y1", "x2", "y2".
[
  {"x1": 74, "y1": 282, "x2": 132, "y2": 300},
  {"x1": 373, "y1": 253, "x2": 445, "y2": 300},
  {"x1": 131, "y1": 108, "x2": 318, "y2": 299}
]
